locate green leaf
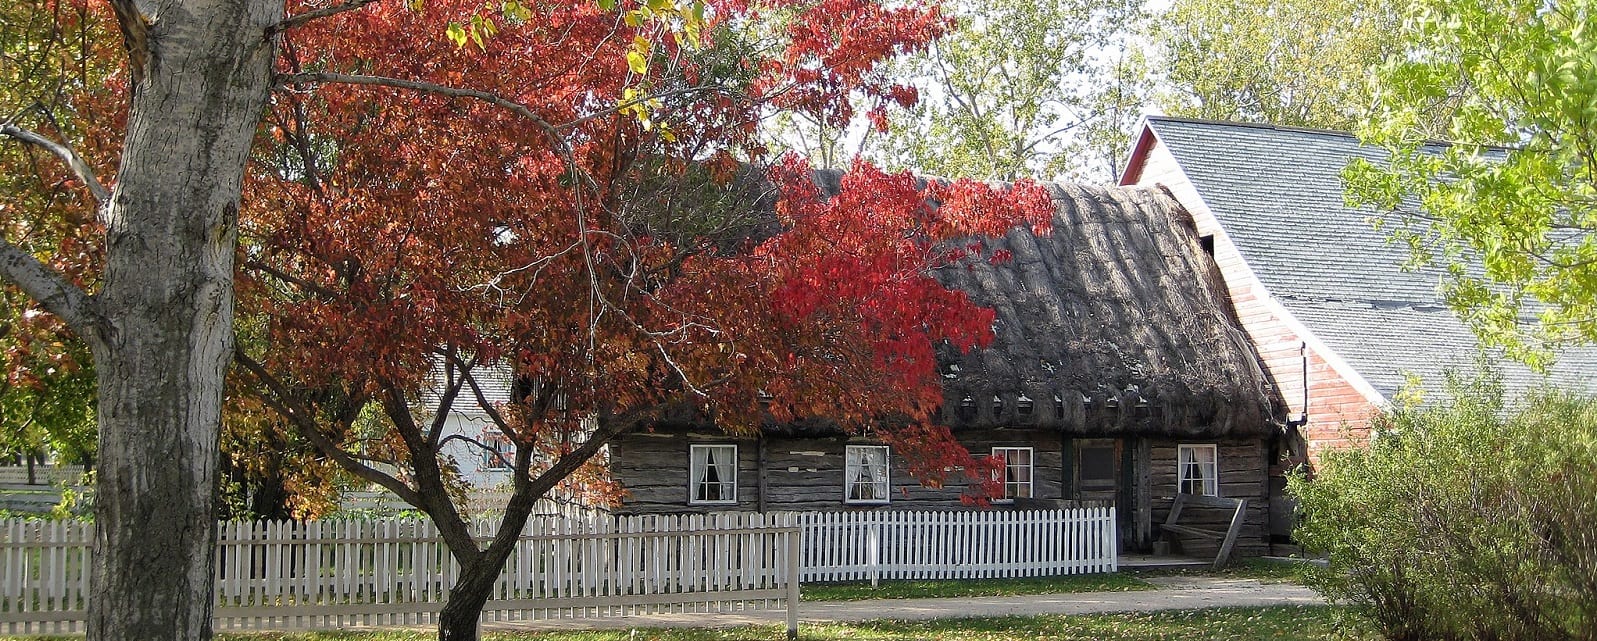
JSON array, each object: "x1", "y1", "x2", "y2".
[
  {"x1": 597, "y1": 0, "x2": 616, "y2": 10},
  {"x1": 446, "y1": 22, "x2": 468, "y2": 48}
]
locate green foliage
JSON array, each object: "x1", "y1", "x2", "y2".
[
  {"x1": 1155, "y1": 0, "x2": 1403, "y2": 130},
  {"x1": 1291, "y1": 371, "x2": 1597, "y2": 641},
  {"x1": 1345, "y1": 0, "x2": 1597, "y2": 367},
  {"x1": 873, "y1": 0, "x2": 1149, "y2": 181}
]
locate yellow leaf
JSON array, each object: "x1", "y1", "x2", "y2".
[{"x1": 626, "y1": 50, "x2": 648, "y2": 74}]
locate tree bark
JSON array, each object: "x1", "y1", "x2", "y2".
[{"x1": 84, "y1": 1, "x2": 281, "y2": 639}]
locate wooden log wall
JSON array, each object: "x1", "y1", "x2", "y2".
[
  {"x1": 1148, "y1": 438, "x2": 1271, "y2": 558},
  {"x1": 610, "y1": 428, "x2": 1066, "y2": 514}
]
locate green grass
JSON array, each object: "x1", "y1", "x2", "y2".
[
  {"x1": 799, "y1": 571, "x2": 1152, "y2": 601},
  {"x1": 1131, "y1": 557, "x2": 1314, "y2": 585},
  {"x1": 202, "y1": 606, "x2": 1367, "y2": 641}
]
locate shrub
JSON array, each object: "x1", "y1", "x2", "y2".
[{"x1": 1290, "y1": 370, "x2": 1597, "y2": 641}]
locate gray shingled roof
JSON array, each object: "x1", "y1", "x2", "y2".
[{"x1": 1144, "y1": 116, "x2": 1597, "y2": 400}]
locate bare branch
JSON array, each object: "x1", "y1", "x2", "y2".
[
  {"x1": 1, "y1": 122, "x2": 110, "y2": 204},
  {"x1": 438, "y1": 433, "x2": 512, "y2": 469},
  {"x1": 0, "y1": 236, "x2": 105, "y2": 339},
  {"x1": 275, "y1": 72, "x2": 568, "y2": 152},
  {"x1": 267, "y1": 0, "x2": 384, "y2": 37},
  {"x1": 243, "y1": 258, "x2": 340, "y2": 299}
]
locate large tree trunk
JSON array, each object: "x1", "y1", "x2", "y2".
[
  {"x1": 86, "y1": 0, "x2": 280, "y2": 639},
  {"x1": 437, "y1": 562, "x2": 497, "y2": 641}
]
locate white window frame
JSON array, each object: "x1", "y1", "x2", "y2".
[
  {"x1": 991, "y1": 446, "x2": 1034, "y2": 503},
  {"x1": 1177, "y1": 444, "x2": 1219, "y2": 496},
  {"x1": 480, "y1": 431, "x2": 513, "y2": 471},
  {"x1": 689, "y1": 444, "x2": 738, "y2": 505},
  {"x1": 843, "y1": 445, "x2": 891, "y2": 505}
]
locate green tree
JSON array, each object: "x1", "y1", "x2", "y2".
[
  {"x1": 1155, "y1": 0, "x2": 1402, "y2": 129},
  {"x1": 871, "y1": 0, "x2": 1150, "y2": 181},
  {"x1": 1291, "y1": 372, "x2": 1597, "y2": 641},
  {"x1": 1345, "y1": 0, "x2": 1597, "y2": 369}
]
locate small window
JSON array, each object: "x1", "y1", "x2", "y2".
[
  {"x1": 1178, "y1": 444, "x2": 1219, "y2": 496},
  {"x1": 1199, "y1": 234, "x2": 1216, "y2": 257},
  {"x1": 991, "y1": 447, "x2": 1034, "y2": 503},
  {"x1": 481, "y1": 430, "x2": 513, "y2": 471},
  {"x1": 844, "y1": 445, "x2": 890, "y2": 504},
  {"x1": 689, "y1": 444, "x2": 738, "y2": 505},
  {"x1": 1078, "y1": 441, "x2": 1117, "y2": 491}
]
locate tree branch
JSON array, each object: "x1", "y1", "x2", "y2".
[
  {"x1": 0, "y1": 236, "x2": 105, "y2": 340},
  {"x1": 267, "y1": 0, "x2": 384, "y2": 37},
  {"x1": 232, "y1": 348, "x2": 425, "y2": 506},
  {"x1": 1, "y1": 122, "x2": 110, "y2": 204},
  {"x1": 275, "y1": 72, "x2": 567, "y2": 152}
]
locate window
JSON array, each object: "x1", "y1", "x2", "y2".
[
  {"x1": 480, "y1": 430, "x2": 512, "y2": 471},
  {"x1": 1178, "y1": 444, "x2": 1219, "y2": 496},
  {"x1": 844, "y1": 445, "x2": 890, "y2": 504},
  {"x1": 991, "y1": 447, "x2": 1034, "y2": 502},
  {"x1": 1077, "y1": 440, "x2": 1117, "y2": 492},
  {"x1": 689, "y1": 444, "x2": 737, "y2": 505}
]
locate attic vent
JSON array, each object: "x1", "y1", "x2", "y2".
[
  {"x1": 1016, "y1": 395, "x2": 1034, "y2": 416},
  {"x1": 1053, "y1": 394, "x2": 1065, "y2": 419},
  {"x1": 957, "y1": 395, "x2": 977, "y2": 421},
  {"x1": 991, "y1": 395, "x2": 1004, "y2": 414}
]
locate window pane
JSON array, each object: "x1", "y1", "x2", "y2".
[
  {"x1": 992, "y1": 447, "x2": 1034, "y2": 501},
  {"x1": 1177, "y1": 444, "x2": 1218, "y2": 497},
  {"x1": 845, "y1": 445, "x2": 889, "y2": 503},
  {"x1": 691, "y1": 445, "x2": 736, "y2": 503},
  {"x1": 1079, "y1": 445, "x2": 1115, "y2": 484}
]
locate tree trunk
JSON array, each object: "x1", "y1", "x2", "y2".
[
  {"x1": 437, "y1": 563, "x2": 496, "y2": 641},
  {"x1": 86, "y1": 1, "x2": 281, "y2": 639}
]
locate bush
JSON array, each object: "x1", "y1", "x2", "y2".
[{"x1": 1290, "y1": 371, "x2": 1597, "y2": 641}]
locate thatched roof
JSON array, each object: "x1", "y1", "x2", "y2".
[{"x1": 931, "y1": 183, "x2": 1282, "y2": 438}]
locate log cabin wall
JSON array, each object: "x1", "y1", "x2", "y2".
[
  {"x1": 610, "y1": 428, "x2": 1067, "y2": 515},
  {"x1": 1148, "y1": 437, "x2": 1271, "y2": 558}
]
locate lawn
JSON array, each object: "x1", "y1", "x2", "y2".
[
  {"x1": 799, "y1": 571, "x2": 1153, "y2": 601},
  {"x1": 204, "y1": 606, "x2": 1366, "y2": 641},
  {"x1": 1129, "y1": 557, "x2": 1314, "y2": 585}
]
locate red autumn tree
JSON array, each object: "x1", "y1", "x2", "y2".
[
  {"x1": 227, "y1": 0, "x2": 1052, "y2": 637},
  {"x1": 5, "y1": 0, "x2": 1050, "y2": 636}
]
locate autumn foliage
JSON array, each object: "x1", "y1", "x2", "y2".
[{"x1": 7, "y1": 0, "x2": 1052, "y2": 634}]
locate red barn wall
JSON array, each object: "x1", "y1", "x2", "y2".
[{"x1": 1126, "y1": 134, "x2": 1381, "y2": 468}]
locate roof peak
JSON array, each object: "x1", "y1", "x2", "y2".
[{"x1": 1145, "y1": 115, "x2": 1359, "y2": 140}]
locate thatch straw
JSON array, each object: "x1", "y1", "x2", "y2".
[{"x1": 931, "y1": 183, "x2": 1282, "y2": 437}]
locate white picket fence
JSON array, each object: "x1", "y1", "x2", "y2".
[
  {"x1": 0, "y1": 514, "x2": 800, "y2": 635},
  {"x1": 795, "y1": 507, "x2": 1117, "y2": 583},
  {"x1": 339, "y1": 489, "x2": 601, "y2": 519},
  {"x1": 0, "y1": 506, "x2": 1117, "y2": 635}
]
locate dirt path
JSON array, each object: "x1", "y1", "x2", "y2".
[{"x1": 481, "y1": 577, "x2": 1326, "y2": 633}]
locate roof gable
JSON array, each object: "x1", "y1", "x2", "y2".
[{"x1": 1137, "y1": 116, "x2": 1597, "y2": 398}]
